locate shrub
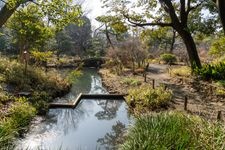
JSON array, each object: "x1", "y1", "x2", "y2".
[
  {"x1": 170, "y1": 66, "x2": 192, "y2": 77},
  {"x1": 194, "y1": 62, "x2": 225, "y2": 81},
  {"x1": 216, "y1": 80, "x2": 225, "y2": 87},
  {"x1": 0, "y1": 97, "x2": 36, "y2": 146},
  {"x1": 0, "y1": 92, "x2": 10, "y2": 104},
  {"x1": 160, "y1": 53, "x2": 177, "y2": 64},
  {"x1": 126, "y1": 86, "x2": 172, "y2": 111},
  {"x1": 66, "y1": 70, "x2": 82, "y2": 83},
  {"x1": 29, "y1": 91, "x2": 50, "y2": 115},
  {"x1": 121, "y1": 77, "x2": 141, "y2": 86},
  {"x1": 209, "y1": 37, "x2": 225, "y2": 57},
  {"x1": 9, "y1": 97, "x2": 36, "y2": 128},
  {"x1": 31, "y1": 50, "x2": 53, "y2": 66},
  {"x1": 0, "y1": 57, "x2": 70, "y2": 93},
  {"x1": 120, "y1": 112, "x2": 225, "y2": 150}
]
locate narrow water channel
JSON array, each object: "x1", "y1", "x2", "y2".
[{"x1": 15, "y1": 69, "x2": 132, "y2": 150}]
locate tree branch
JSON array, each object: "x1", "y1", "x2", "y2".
[
  {"x1": 0, "y1": 0, "x2": 32, "y2": 28},
  {"x1": 187, "y1": 0, "x2": 191, "y2": 11},
  {"x1": 180, "y1": 0, "x2": 186, "y2": 20},
  {"x1": 160, "y1": 0, "x2": 180, "y2": 26},
  {"x1": 180, "y1": 0, "x2": 187, "y2": 26},
  {"x1": 187, "y1": 1, "x2": 203, "y2": 14},
  {"x1": 124, "y1": 14, "x2": 172, "y2": 27}
]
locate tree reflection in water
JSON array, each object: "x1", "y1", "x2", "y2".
[
  {"x1": 46, "y1": 101, "x2": 91, "y2": 135},
  {"x1": 95, "y1": 100, "x2": 123, "y2": 120},
  {"x1": 97, "y1": 121, "x2": 126, "y2": 150}
]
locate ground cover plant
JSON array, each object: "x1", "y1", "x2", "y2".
[
  {"x1": 194, "y1": 62, "x2": 225, "y2": 81},
  {"x1": 0, "y1": 57, "x2": 74, "y2": 148},
  {"x1": 120, "y1": 112, "x2": 225, "y2": 150},
  {"x1": 126, "y1": 85, "x2": 172, "y2": 112}
]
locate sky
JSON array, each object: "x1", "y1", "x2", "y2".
[{"x1": 83, "y1": 0, "x2": 106, "y2": 28}]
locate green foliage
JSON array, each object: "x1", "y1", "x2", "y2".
[
  {"x1": 215, "y1": 88, "x2": 225, "y2": 96},
  {"x1": 0, "y1": 97, "x2": 36, "y2": 146},
  {"x1": 31, "y1": 50, "x2": 53, "y2": 65},
  {"x1": 29, "y1": 91, "x2": 50, "y2": 115},
  {"x1": 121, "y1": 77, "x2": 141, "y2": 86},
  {"x1": 170, "y1": 66, "x2": 192, "y2": 77},
  {"x1": 9, "y1": 97, "x2": 36, "y2": 128},
  {"x1": 38, "y1": 0, "x2": 83, "y2": 31},
  {"x1": 66, "y1": 70, "x2": 82, "y2": 83},
  {"x1": 96, "y1": 15, "x2": 128, "y2": 34},
  {"x1": 140, "y1": 28, "x2": 174, "y2": 51},
  {"x1": 8, "y1": 4, "x2": 54, "y2": 51},
  {"x1": 194, "y1": 62, "x2": 225, "y2": 81},
  {"x1": 0, "y1": 91, "x2": 10, "y2": 104},
  {"x1": 209, "y1": 37, "x2": 225, "y2": 57},
  {"x1": 216, "y1": 80, "x2": 225, "y2": 87},
  {"x1": 56, "y1": 16, "x2": 92, "y2": 57},
  {"x1": 0, "y1": 57, "x2": 70, "y2": 112},
  {"x1": 160, "y1": 53, "x2": 177, "y2": 64},
  {"x1": 126, "y1": 86, "x2": 172, "y2": 111},
  {"x1": 120, "y1": 112, "x2": 225, "y2": 150}
]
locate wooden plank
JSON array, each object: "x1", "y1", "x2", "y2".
[
  {"x1": 72, "y1": 93, "x2": 83, "y2": 108},
  {"x1": 81, "y1": 94, "x2": 126, "y2": 99},
  {"x1": 48, "y1": 93, "x2": 126, "y2": 109},
  {"x1": 48, "y1": 103, "x2": 74, "y2": 109}
]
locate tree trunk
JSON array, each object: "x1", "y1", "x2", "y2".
[
  {"x1": 0, "y1": 3, "x2": 20, "y2": 28},
  {"x1": 170, "y1": 30, "x2": 176, "y2": 53},
  {"x1": 105, "y1": 25, "x2": 114, "y2": 49},
  {"x1": 178, "y1": 30, "x2": 201, "y2": 69},
  {"x1": 217, "y1": 0, "x2": 225, "y2": 35}
]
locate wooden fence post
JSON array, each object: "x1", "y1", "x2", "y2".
[
  {"x1": 144, "y1": 73, "x2": 147, "y2": 82},
  {"x1": 217, "y1": 111, "x2": 222, "y2": 121},
  {"x1": 152, "y1": 79, "x2": 155, "y2": 89},
  {"x1": 184, "y1": 95, "x2": 188, "y2": 111}
]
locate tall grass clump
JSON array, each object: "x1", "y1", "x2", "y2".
[
  {"x1": 120, "y1": 112, "x2": 225, "y2": 150},
  {"x1": 126, "y1": 86, "x2": 172, "y2": 112},
  {"x1": 170, "y1": 66, "x2": 192, "y2": 77},
  {"x1": 0, "y1": 57, "x2": 71, "y2": 114},
  {"x1": 0, "y1": 97, "x2": 36, "y2": 147},
  {"x1": 194, "y1": 62, "x2": 225, "y2": 81}
]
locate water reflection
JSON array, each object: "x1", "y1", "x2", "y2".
[
  {"x1": 15, "y1": 69, "x2": 132, "y2": 150},
  {"x1": 95, "y1": 100, "x2": 122, "y2": 120},
  {"x1": 97, "y1": 121, "x2": 126, "y2": 150}
]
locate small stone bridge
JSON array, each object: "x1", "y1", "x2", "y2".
[
  {"x1": 47, "y1": 57, "x2": 106, "y2": 68},
  {"x1": 49, "y1": 93, "x2": 126, "y2": 109}
]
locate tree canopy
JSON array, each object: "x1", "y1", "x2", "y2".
[
  {"x1": 0, "y1": 0, "x2": 83, "y2": 29},
  {"x1": 99, "y1": 0, "x2": 222, "y2": 69}
]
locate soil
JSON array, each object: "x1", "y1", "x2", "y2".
[{"x1": 99, "y1": 64, "x2": 225, "y2": 123}]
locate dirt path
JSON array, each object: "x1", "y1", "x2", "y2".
[
  {"x1": 99, "y1": 64, "x2": 225, "y2": 122},
  {"x1": 147, "y1": 64, "x2": 225, "y2": 122}
]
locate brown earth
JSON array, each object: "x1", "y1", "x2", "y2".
[{"x1": 99, "y1": 64, "x2": 225, "y2": 123}]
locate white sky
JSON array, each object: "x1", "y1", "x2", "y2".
[{"x1": 83, "y1": 0, "x2": 106, "y2": 28}]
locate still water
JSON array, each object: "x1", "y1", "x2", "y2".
[{"x1": 15, "y1": 69, "x2": 132, "y2": 150}]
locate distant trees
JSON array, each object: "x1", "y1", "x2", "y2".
[
  {"x1": 106, "y1": 37, "x2": 147, "y2": 71},
  {"x1": 96, "y1": 15, "x2": 128, "y2": 48},
  {"x1": 65, "y1": 16, "x2": 92, "y2": 57},
  {"x1": 101, "y1": 0, "x2": 223, "y2": 69},
  {"x1": 140, "y1": 28, "x2": 177, "y2": 54},
  {"x1": 55, "y1": 16, "x2": 92, "y2": 57}
]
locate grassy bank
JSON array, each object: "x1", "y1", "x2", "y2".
[
  {"x1": 120, "y1": 112, "x2": 225, "y2": 150},
  {"x1": 126, "y1": 85, "x2": 172, "y2": 113},
  {"x1": 100, "y1": 67, "x2": 225, "y2": 149},
  {"x1": 0, "y1": 57, "x2": 72, "y2": 148}
]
